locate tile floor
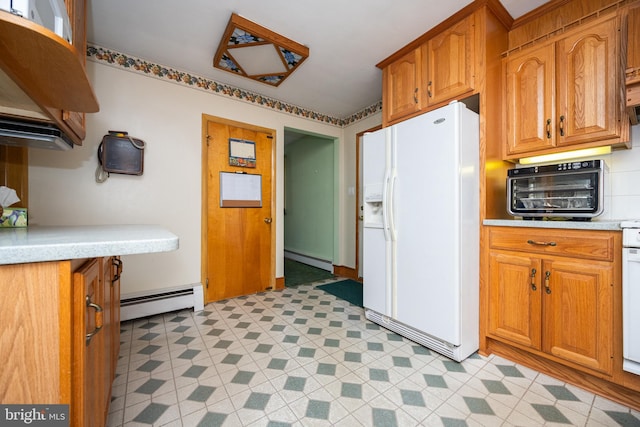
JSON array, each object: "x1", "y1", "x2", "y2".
[{"x1": 107, "y1": 279, "x2": 640, "y2": 426}]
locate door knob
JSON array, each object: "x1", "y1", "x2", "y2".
[{"x1": 264, "y1": 218, "x2": 272, "y2": 224}]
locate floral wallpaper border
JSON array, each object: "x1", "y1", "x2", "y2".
[{"x1": 87, "y1": 45, "x2": 382, "y2": 128}]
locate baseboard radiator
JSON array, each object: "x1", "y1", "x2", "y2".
[
  {"x1": 284, "y1": 250, "x2": 333, "y2": 271},
  {"x1": 120, "y1": 284, "x2": 204, "y2": 321},
  {"x1": 365, "y1": 308, "x2": 464, "y2": 362}
]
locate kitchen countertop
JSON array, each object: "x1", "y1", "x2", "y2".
[
  {"x1": 483, "y1": 219, "x2": 623, "y2": 231},
  {"x1": 0, "y1": 224, "x2": 179, "y2": 265}
]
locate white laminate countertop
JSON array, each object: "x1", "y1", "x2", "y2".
[
  {"x1": 0, "y1": 224, "x2": 179, "y2": 265},
  {"x1": 483, "y1": 219, "x2": 623, "y2": 231}
]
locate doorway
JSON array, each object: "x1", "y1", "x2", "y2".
[
  {"x1": 201, "y1": 115, "x2": 275, "y2": 303},
  {"x1": 283, "y1": 128, "x2": 337, "y2": 280}
]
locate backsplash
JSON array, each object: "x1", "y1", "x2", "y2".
[
  {"x1": 599, "y1": 125, "x2": 639, "y2": 220},
  {"x1": 507, "y1": 125, "x2": 640, "y2": 221}
]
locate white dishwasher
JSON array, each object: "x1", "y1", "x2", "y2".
[{"x1": 622, "y1": 221, "x2": 640, "y2": 375}]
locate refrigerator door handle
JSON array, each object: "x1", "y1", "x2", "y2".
[
  {"x1": 382, "y1": 170, "x2": 391, "y2": 241},
  {"x1": 388, "y1": 171, "x2": 398, "y2": 242}
]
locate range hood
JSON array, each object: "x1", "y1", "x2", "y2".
[{"x1": 0, "y1": 118, "x2": 73, "y2": 150}]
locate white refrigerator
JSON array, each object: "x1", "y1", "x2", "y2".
[{"x1": 362, "y1": 101, "x2": 479, "y2": 362}]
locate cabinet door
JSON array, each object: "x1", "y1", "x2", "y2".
[
  {"x1": 382, "y1": 48, "x2": 422, "y2": 124},
  {"x1": 423, "y1": 14, "x2": 474, "y2": 106},
  {"x1": 73, "y1": 258, "x2": 106, "y2": 427},
  {"x1": 542, "y1": 259, "x2": 613, "y2": 375},
  {"x1": 505, "y1": 43, "x2": 555, "y2": 155},
  {"x1": 556, "y1": 16, "x2": 621, "y2": 146},
  {"x1": 488, "y1": 251, "x2": 542, "y2": 350}
]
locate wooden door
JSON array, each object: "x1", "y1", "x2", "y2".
[
  {"x1": 383, "y1": 48, "x2": 421, "y2": 125},
  {"x1": 424, "y1": 14, "x2": 474, "y2": 107},
  {"x1": 556, "y1": 16, "x2": 621, "y2": 146},
  {"x1": 204, "y1": 118, "x2": 275, "y2": 303},
  {"x1": 488, "y1": 251, "x2": 542, "y2": 350},
  {"x1": 542, "y1": 259, "x2": 613, "y2": 375},
  {"x1": 505, "y1": 43, "x2": 555, "y2": 155}
]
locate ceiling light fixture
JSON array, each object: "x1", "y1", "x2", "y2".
[{"x1": 213, "y1": 13, "x2": 309, "y2": 87}]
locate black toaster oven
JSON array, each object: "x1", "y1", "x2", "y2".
[{"x1": 507, "y1": 160, "x2": 604, "y2": 220}]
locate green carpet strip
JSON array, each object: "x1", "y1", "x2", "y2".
[{"x1": 317, "y1": 279, "x2": 363, "y2": 307}]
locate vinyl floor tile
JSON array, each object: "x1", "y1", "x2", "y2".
[{"x1": 107, "y1": 281, "x2": 640, "y2": 427}]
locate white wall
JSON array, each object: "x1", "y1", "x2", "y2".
[
  {"x1": 28, "y1": 61, "x2": 349, "y2": 295},
  {"x1": 341, "y1": 114, "x2": 382, "y2": 269}
]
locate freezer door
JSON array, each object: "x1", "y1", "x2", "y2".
[
  {"x1": 363, "y1": 227, "x2": 390, "y2": 314},
  {"x1": 362, "y1": 128, "x2": 391, "y2": 316}
]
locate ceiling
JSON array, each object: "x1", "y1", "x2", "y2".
[{"x1": 87, "y1": 0, "x2": 547, "y2": 121}]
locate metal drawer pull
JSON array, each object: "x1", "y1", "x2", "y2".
[
  {"x1": 527, "y1": 239, "x2": 556, "y2": 247},
  {"x1": 86, "y1": 295, "x2": 103, "y2": 345},
  {"x1": 544, "y1": 271, "x2": 551, "y2": 294},
  {"x1": 530, "y1": 268, "x2": 537, "y2": 291},
  {"x1": 413, "y1": 87, "x2": 419, "y2": 104}
]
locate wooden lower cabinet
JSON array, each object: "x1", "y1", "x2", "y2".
[
  {"x1": 488, "y1": 248, "x2": 613, "y2": 375},
  {"x1": 483, "y1": 226, "x2": 640, "y2": 410},
  {"x1": 0, "y1": 256, "x2": 121, "y2": 427},
  {"x1": 543, "y1": 259, "x2": 613, "y2": 374},
  {"x1": 488, "y1": 251, "x2": 542, "y2": 350},
  {"x1": 74, "y1": 258, "x2": 105, "y2": 426}
]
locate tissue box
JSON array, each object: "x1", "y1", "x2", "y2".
[{"x1": 0, "y1": 207, "x2": 27, "y2": 227}]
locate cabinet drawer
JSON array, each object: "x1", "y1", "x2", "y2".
[{"x1": 489, "y1": 228, "x2": 615, "y2": 261}]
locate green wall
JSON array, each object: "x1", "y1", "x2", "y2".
[{"x1": 284, "y1": 135, "x2": 334, "y2": 261}]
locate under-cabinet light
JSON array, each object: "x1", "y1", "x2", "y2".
[{"x1": 518, "y1": 146, "x2": 611, "y2": 165}]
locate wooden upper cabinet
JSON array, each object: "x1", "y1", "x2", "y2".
[
  {"x1": 0, "y1": 0, "x2": 96, "y2": 144},
  {"x1": 382, "y1": 48, "x2": 422, "y2": 125},
  {"x1": 627, "y1": 4, "x2": 640, "y2": 125},
  {"x1": 423, "y1": 14, "x2": 475, "y2": 107},
  {"x1": 504, "y1": 14, "x2": 628, "y2": 159},
  {"x1": 380, "y1": 12, "x2": 479, "y2": 126},
  {"x1": 505, "y1": 43, "x2": 555, "y2": 155},
  {"x1": 556, "y1": 16, "x2": 622, "y2": 147}
]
